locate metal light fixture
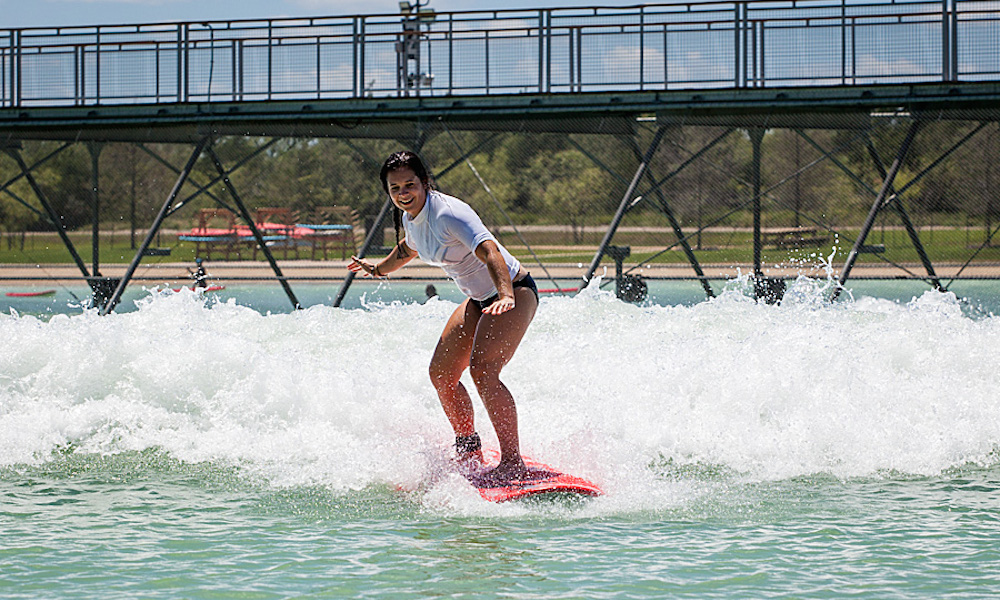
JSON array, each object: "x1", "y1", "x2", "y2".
[
  {"x1": 418, "y1": 8, "x2": 436, "y2": 23},
  {"x1": 397, "y1": 0, "x2": 433, "y2": 93}
]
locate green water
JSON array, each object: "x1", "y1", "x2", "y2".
[
  {"x1": 4, "y1": 282, "x2": 1000, "y2": 598},
  {"x1": 3, "y1": 453, "x2": 999, "y2": 599}
]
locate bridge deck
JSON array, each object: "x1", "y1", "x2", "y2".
[
  {"x1": 3, "y1": 82, "x2": 1000, "y2": 143},
  {"x1": 1, "y1": 0, "x2": 999, "y2": 141}
]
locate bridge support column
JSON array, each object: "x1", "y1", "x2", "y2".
[
  {"x1": 205, "y1": 144, "x2": 301, "y2": 311},
  {"x1": 100, "y1": 137, "x2": 210, "y2": 315},
  {"x1": 87, "y1": 142, "x2": 104, "y2": 277},
  {"x1": 623, "y1": 131, "x2": 715, "y2": 299},
  {"x1": 864, "y1": 134, "x2": 942, "y2": 291},
  {"x1": 584, "y1": 126, "x2": 667, "y2": 287},
  {"x1": 332, "y1": 140, "x2": 395, "y2": 308},
  {"x1": 833, "y1": 121, "x2": 921, "y2": 301},
  {"x1": 747, "y1": 127, "x2": 783, "y2": 303},
  {"x1": 797, "y1": 122, "x2": 988, "y2": 288},
  {"x1": 2, "y1": 144, "x2": 91, "y2": 280}
]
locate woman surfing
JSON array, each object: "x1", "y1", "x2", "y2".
[{"x1": 349, "y1": 151, "x2": 539, "y2": 484}]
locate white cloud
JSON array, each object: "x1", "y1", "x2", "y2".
[
  {"x1": 286, "y1": 0, "x2": 398, "y2": 13},
  {"x1": 855, "y1": 55, "x2": 933, "y2": 77},
  {"x1": 604, "y1": 44, "x2": 666, "y2": 82},
  {"x1": 43, "y1": 0, "x2": 192, "y2": 4}
]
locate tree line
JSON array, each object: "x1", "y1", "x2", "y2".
[{"x1": 2, "y1": 119, "x2": 998, "y2": 246}]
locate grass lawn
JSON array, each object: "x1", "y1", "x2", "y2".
[
  {"x1": 507, "y1": 227, "x2": 1000, "y2": 266},
  {"x1": 2, "y1": 227, "x2": 999, "y2": 267},
  {"x1": 1, "y1": 231, "x2": 202, "y2": 265}
]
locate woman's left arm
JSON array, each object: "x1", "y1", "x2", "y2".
[{"x1": 475, "y1": 240, "x2": 515, "y2": 315}]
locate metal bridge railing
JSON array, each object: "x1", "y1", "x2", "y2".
[{"x1": 1, "y1": 0, "x2": 998, "y2": 108}]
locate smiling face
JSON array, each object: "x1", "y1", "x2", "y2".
[{"x1": 385, "y1": 167, "x2": 428, "y2": 218}]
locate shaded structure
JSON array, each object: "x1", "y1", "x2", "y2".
[{"x1": 2, "y1": 1, "x2": 1000, "y2": 311}]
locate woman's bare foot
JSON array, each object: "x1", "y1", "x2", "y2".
[
  {"x1": 472, "y1": 458, "x2": 549, "y2": 486},
  {"x1": 454, "y1": 449, "x2": 484, "y2": 475}
]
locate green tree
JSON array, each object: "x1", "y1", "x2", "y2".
[
  {"x1": 762, "y1": 128, "x2": 842, "y2": 228},
  {"x1": 529, "y1": 149, "x2": 610, "y2": 243},
  {"x1": 26, "y1": 142, "x2": 92, "y2": 231}
]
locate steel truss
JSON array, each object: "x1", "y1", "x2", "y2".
[
  {"x1": 2, "y1": 110, "x2": 996, "y2": 311},
  {"x1": 0, "y1": 135, "x2": 307, "y2": 313},
  {"x1": 583, "y1": 114, "x2": 994, "y2": 303}
]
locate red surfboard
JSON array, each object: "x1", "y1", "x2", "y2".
[
  {"x1": 466, "y1": 450, "x2": 603, "y2": 502},
  {"x1": 5, "y1": 289, "x2": 56, "y2": 297}
]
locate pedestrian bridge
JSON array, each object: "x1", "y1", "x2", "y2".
[
  {"x1": 2, "y1": 0, "x2": 1000, "y2": 312},
  {"x1": 2, "y1": 0, "x2": 999, "y2": 138}
]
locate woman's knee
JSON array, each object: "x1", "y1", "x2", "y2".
[
  {"x1": 468, "y1": 359, "x2": 502, "y2": 389},
  {"x1": 429, "y1": 360, "x2": 462, "y2": 391}
]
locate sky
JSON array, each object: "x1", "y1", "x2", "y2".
[{"x1": 1, "y1": 0, "x2": 643, "y2": 29}]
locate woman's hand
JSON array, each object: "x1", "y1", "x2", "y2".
[
  {"x1": 482, "y1": 295, "x2": 515, "y2": 315},
  {"x1": 348, "y1": 255, "x2": 383, "y2": 278},
  {"x1": 474, "y1": 241, "x2": 519, "y2": 316}
]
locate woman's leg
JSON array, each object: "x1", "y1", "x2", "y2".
[
  {"x1": 429, "y1": 299, "x2": 481, "y2": 440},
  {"x1": 468, "y1": 286, "x2": 538, "y2": 479}
]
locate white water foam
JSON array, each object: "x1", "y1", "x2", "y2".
[{"x1": 2, "y1": 280, "x2": 999, "y2": 511}]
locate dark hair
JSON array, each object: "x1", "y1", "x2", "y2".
[{"x1": 380, "y1": 150, "x2": 431, "y2": 257}]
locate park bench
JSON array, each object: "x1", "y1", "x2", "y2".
[
  {"x1": 762, "y1": 226, "x2": 830, "y2": 249},
  {"x1": 297, "y1": 206, "x2": 364, "y2": 260},
  {"x1": 241, "y1": 207, "x2": 305, "y2": 260},
  {"x1": 178, "y1": 208, "x2": 240, "y2": 260}
]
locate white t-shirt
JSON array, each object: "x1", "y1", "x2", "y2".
[{"x1": 404, "y1": 190, "x2": 521, "y2": 301}]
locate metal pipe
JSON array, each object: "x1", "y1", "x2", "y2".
[
  {"x1": 135, "y1": 141, "x2": 234, "y2": 214},
  {"x1": 641, "y1": 129, "x2": 733, "y2": 208},
  {"x1": 798, "y1": 124, "x2": 956, "y2": 286},
  {"x1": 206, "y1": 144, "x2": 301, "y2": 310},
  {"x1": 5, "y1": 148, "x2": 90, "y2": 278},
  {"x1": 734, "y1": 3, "x2": 743, "y2": 88},
  {"x1": 181, "y1": 24, "x2": 188, "y2": 103},
  {"x1": 88, "y1": 142, "x2": 102, "y2": 275},
  {"x1": 942, "y1": 0, "x2": 951, "y2": 81},
  {"x1": 431, "y1": 132, "x2": 500, "y2": 180},
  {"x1": 100, "y1": 137, "x2": 209, "y2": 315},
  {"x1": 94, "y1": 28, "x2": 101, "y2": 103},
  {"x1": 332, "y1": 196, "x2": 393, "y2": 308},
  {"x1": 833, "y1": 121, "x2": 921, "y2": 301},
  {"x1": 0, "y1": 142, "x2": 71, "y2": 194},
  {"x1": 0, "y1": 182, "x2": 46, "y2": 219},
  {"x1": 627, "y1": 135, "x2": 715, "y2": 299},
  {"x1": 749, "y1": 127, "x2": 764, "y2": 278},
  {"x1": 864, "y1": 136, "x2": 942, "y2": 290},
  {"x1": 162, "y1": 137, "x2": 281, "y2": 218},
  {"x1": 14, "y1": 29, "x2": 20, "y2": 107},
  {"x1": 583, "y1": 126, "x2": 667, "y2": 285},
  {"x1": 536, "y1": 10, "x2": 543, "y2": 93}
]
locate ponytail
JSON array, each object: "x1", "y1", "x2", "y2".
[{"x1": 392, "y1": 206, "x2": 408, "y2": 258}]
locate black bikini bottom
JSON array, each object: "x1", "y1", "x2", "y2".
[{"x1": 473, "y1": 274, "x2": 538, "y2": 311}]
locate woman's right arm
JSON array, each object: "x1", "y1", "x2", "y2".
[{"x1": 349, "y1": 240, "x2": 417, "y2": 278}]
